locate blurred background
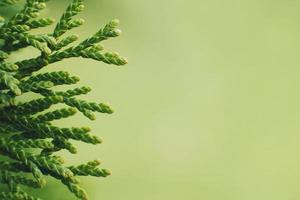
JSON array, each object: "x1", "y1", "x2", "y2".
[{"x1": 4, "y1": 0, "x2": 300, "y2": 199}]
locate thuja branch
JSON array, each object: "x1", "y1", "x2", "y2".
[{"x1": 0, "y1": 0, "x2": 127, "y2": 199}]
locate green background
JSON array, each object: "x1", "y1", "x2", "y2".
[{"x1": 6, "y1": 0, "x2": 300, "y2": 199}]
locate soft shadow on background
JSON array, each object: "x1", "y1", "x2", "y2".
[{"x1": 7, "y1": 0, "x2": 300, "y2": 199}]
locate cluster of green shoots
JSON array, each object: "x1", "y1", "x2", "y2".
[{"x1": 0, "y1": 0, "x2": 127, "y2": 199}]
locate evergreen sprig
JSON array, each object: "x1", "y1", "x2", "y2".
[{"x1": 0, "y1": 0, "x2": 127, "y2": 199}]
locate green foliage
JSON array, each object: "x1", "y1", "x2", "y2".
[{"x1": 0, "y1": 0, "x2": 127, "y2": 199}]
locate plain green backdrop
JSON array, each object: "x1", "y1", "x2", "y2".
[{"x1": 4, "y1": 0, "x2": 300, "y2": 199}]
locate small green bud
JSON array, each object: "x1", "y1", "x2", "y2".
[
  {"x1": 102, "y1": 169, "x2": 112, "y2": 176},
  {"x1": 43, "y1": 81, "x2": 54, "y2": 88},
  {"x1": 92, "y1": 44, "x2": 104, "y2": 51},
  {"x1": 36, "y1": 3, "x2": 46, "y2": 9},
  {"x1": 69, "y1": 146, "x2": 77, "y2": 154},
  {"x1": 73, "y1": 18, "x2": 85, "y2": 26},
  {"x1": 13, "y1": 87, "x2": 22, "y2": 96},
  {"x1": 54, "y1": 156, "x2": 65, "y2": 164},
  {"x1": 83, "y1": 110, "x2": 96, "y2": 120},
  {"x1": 123, "y1": 57, "x2": 129, "y2": 64},
  {"x1": 77, "y1": 5, "x2": 85, "y2": 12},
  {"x1": 111, "y1": 19, "x2": 120, "y2": 26},
  {"x1": 39, "y1": 178, "x2": 47, "y2": 187},
  {"x1": 73, "y1": 76, "x2": 80, "y2": 82},
  {"x1": 99, "y1": 103, "x2": 114, "y2": 114},
  {"x1": 29, "y1": 12, "x2": 40, "y2": 18},
  {"x1": 47, "y1": 17, "x2": 55, "y2": 24},
  {"x1": 95, "y1": 137, "x2": 103, "y2": 144},
  {"x1": 82, "y1": 127, "x2": 91, "y2": 132},
  {"x1": 11, "y1": 64, "x2": 19, "y2": 70},
  {"x1": 88, "y1": 160, "x2": 101, "y2": 167},
  {"x1": 75, "y1": 18, "x2": 85, "y2": 24},
  {"x1": 114, "y1": 28, "x2": 122, "y2": 36},
  {"x1": 70, "y1": 34, "x2": 79, "y2": 40}
]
